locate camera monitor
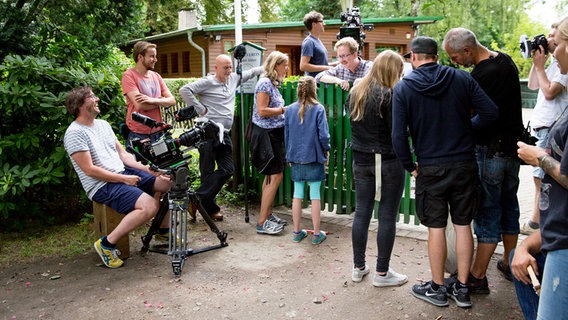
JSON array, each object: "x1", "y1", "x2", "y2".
[{"x1": 339, "y1": 26, "x2": 361, "y2": 42}]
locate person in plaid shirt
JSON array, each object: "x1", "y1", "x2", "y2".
[{"x1": 315, "y1": 37, "x2": 372, "y2": 91}]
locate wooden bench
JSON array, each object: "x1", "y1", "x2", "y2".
[{"x1": 93, "y1": 202, "x2": 130, "y2": 259}]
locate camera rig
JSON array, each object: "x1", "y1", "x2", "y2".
[
  {"x1": 520, "y1": 34, "x2": 548, "y2": 58},
  {"x1": 127, "y1": 107, "x2": 228, "y2": 276},
  {"x1": 336, "y1": 7, "x2": 374, "y2": 56}
]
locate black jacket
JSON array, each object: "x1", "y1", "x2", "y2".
[{"x1": 348, "y1": 84, "x2": 397, "y2": 161}]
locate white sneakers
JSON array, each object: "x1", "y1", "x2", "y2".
[
  {"x1": 352, "y1": 265, "x2": 408, "y2": 287},
  {"x1": 372, "y1": 268, "x2": 409, "y2": 287},
  {"x1": 352, "y1": 265, "x2": 371, "y2": 282}
]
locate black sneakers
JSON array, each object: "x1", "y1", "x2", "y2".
[
  {"x1": 411, "y1": 281, "x2": 449, "y2": 307},
  {"x1": 467, "y1": 274, "x2": 490, "y2": 294},
  {"x1": 445, "y1": 273, "x2": 490, "y2": 294},
  {"x1": 447, "y1": 281, "x2": 472, "y2": 308}
]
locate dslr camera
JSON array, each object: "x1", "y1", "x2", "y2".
[{"x1": 519, "y1": 34, "x2": 549, "y2": 58}]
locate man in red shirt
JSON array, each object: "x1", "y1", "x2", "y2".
[{"x1": 121, "y1": 41, "x2": 176, "y2": 146}]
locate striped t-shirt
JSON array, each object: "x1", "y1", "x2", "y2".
[{"x1": 64, "y1": 119, "x2": 124, "y2": 199}]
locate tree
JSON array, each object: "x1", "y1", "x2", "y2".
[
  {"x1": 142, "y1": 0, "x2": 248, "y2": 36},
  {"x1": 1, "y1": 0, "x2": 146, "y2": 64},
  {"x1": 0, "y1": 0, "x2": 144, "y2": 231},
  {"x1": 276, "y1": 0, "x2": 342, "y2": 21}
]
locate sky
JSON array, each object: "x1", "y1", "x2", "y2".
[{"x1": 529, "y1": 0, "x2": 564, "y2": 26}]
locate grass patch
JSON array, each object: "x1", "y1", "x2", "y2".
[{"x1": 0, "y1": 221, "x2": 96, "y2": 267}]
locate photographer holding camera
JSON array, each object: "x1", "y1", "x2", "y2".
[
  {"x1": 179, "y1": 54, "x2": 263, "y2": 222},
  {"x1": 520, "y1": 22, "x2": 568, "y2": 236},
  {"x1": 63, "y1": 87, "x2": 172, "y2": 269}
]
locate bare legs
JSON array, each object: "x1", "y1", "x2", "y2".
[
  {"x1": 429, "y1": 225, "x2": 473, "y2": 285},
  {"x1": 258, "y1": 173, "x2": 283, "y2": 226}
]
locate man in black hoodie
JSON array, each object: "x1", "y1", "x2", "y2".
[{"x1": 392, "y1": 36, "x2": 498, "y2": 308}]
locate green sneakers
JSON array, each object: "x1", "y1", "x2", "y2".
[
  {"x1": 292, "y1": 230, "x2": 308, "y2": 242},
  {"x1": 311, "y1": 230, "x2": 327, "y2": 245}
]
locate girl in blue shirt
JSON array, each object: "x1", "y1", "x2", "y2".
[{"x1": 284, "y1": 76, "x2": 330, "y2": 245}]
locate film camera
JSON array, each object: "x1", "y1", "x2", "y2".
[
  {"x1": 130, "y1": 106, "x2": 228, "y2": 277},
  {"x1": 337, "y1": 7, "x2": 374, "y2": 54},
  {"x1": 130, "y1": 106, "x2": 218, "y2": 169},
  {"x1": 519, "y1": 34, "x2": 549, "y2": 58}
]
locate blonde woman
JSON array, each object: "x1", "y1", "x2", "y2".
[
  {"x1": 284, "y1": 76, "x2": 330, "y2": 244},
  {"x1": 348, "y1": 50, "x2": 408, "y2": 286},
  {"x1": 250, "y1": 51, "x2": 289, "y2": 234}
]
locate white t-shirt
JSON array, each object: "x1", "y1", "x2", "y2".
[
  {"x1": 531, "y1": 59, "x2": 568, "y2": 129},
  {"x1": 64, "y1": 119, "x2": 124, "y2": 200}
]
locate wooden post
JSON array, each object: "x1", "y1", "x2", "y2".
[{"x1": 93, "y1": 202, "x2": 130, "y2": 259}]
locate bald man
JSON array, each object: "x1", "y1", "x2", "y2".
[{"x1": 180, "y1": 54, "x2": 262, "y2": 221}]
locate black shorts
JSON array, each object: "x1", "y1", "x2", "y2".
[
  {"x1": 261, "y1": 127, "x2": 286, "y2": 175},
  {"x1": 415, "y1": 161, "x2": 480, "y2": 228}
]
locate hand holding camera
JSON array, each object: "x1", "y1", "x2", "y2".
[{"x1": 520, "y1": 34, "x2": 549, "y2": 59}]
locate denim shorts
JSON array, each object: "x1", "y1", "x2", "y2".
[
  {"x1": 532, "y1": 128, "x2": 550, "y2": 179},
  {"x1": 290, "y1": 162, "x2": 325, "y2": 182},
  {"x1": 92, "y1": 167, "x2": 155, "y2": 214},
  {"x1": 474, "y1": 146, "x2": 520, "y2": 243},
  {"x1": 415, "y1": 161, "x2": 479, "y2": 228}
]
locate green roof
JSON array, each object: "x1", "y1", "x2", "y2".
[
  {"x1": 130, "y1": 16, "x2": 443, "y2": 43},
  {"x1": 207, "y1": 16, "x2": 443, "y2": 31}
]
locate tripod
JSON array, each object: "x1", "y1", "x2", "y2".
[{"x1": 140, "y1": 161, "x2": 228, "y2": 276}]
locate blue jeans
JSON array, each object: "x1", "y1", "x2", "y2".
[
  {"x1": 474, "y1": 146, "x2": 521, "y2": 243},
  {"x1": 351, "y1": 156, "x2": 405, "y2": 273},
  {"x1": 532, "y1": 128, "x2": 550, "y2": 179},
  {"x1": 196, "y1": 134, "x2": 234, "y2": 215},
  {"x1": 510, "y1": 249, "x2": 545, "y2": 320},
  {"x1": 538, "y1": 249, "x2": 568, "y2": 320}
]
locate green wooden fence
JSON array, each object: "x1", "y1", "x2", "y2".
[
  {"x1": 166, "y1": 79, "x2": 536, "y2": 225},
  {"x1": 233, "y1": 83, "x2": 418, "y2": 225}
]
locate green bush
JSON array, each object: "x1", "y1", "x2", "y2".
[{"x1": 0, "y1": 51, "x2": 130, "y2": 231}]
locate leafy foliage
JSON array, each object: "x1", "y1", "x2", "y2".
[
  {"x1": 142, "y1": 0, "x2": 242, "y2": 35},
  {"x1": 0, "y1": 0, "x2": 146, "y2": 63},
  {"x1": 276, "y1": 0, "x2": 342, "y2": 21},
  {"x1": 0, "y1": 47, "x2": 132, "y2": 231}
]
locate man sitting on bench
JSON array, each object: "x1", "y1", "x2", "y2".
[{"x1": 63, "y1": 86, "x2": 172, "y2": 268}]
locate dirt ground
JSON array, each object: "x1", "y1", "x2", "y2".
[{"x1": 1, "y1": 205, "x2": 525, "y2": 320}]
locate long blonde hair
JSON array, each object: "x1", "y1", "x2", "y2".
[
  {"x1": 558, "y1": 16, "x2": 568, "y2": 49},
  {"x1": 263, "y1": 51, "x2": 288, "y2": 87},
  {"x1": 296, "y1": 76, "x2": 319, "y2": 124},
  {"x1": 349, "y1": 50, "x2": 404, "y2": 121}
]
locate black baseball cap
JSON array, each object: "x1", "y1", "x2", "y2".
[{"x1": 403, "y1": 36, "x2": 438, "y2": 58}]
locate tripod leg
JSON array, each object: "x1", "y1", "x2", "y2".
[
  {"x1": 170, "y1": 198, "x2": 187, "y2": 276},
  {"x1": 141, "y1": 193, "x2": 168, "y2": 254},
  {"x1": 188, "y1": 192, "x2": 228, "y2": 246}
]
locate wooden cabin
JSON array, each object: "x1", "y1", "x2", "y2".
[{"x1": 123, "y1": 11, "x2": 442, "y2": 78}]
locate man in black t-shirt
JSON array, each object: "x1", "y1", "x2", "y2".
[{"x1": 443, "y1": 27, "x2": 524, "y2": 294}]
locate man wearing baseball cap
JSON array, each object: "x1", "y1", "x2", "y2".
[
  {"x1": 392, "y1": 36, "x2": 498, "y2": 308},
  {"x1": 403, "y1": 36, "x2": 439, "y2": 59}
]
